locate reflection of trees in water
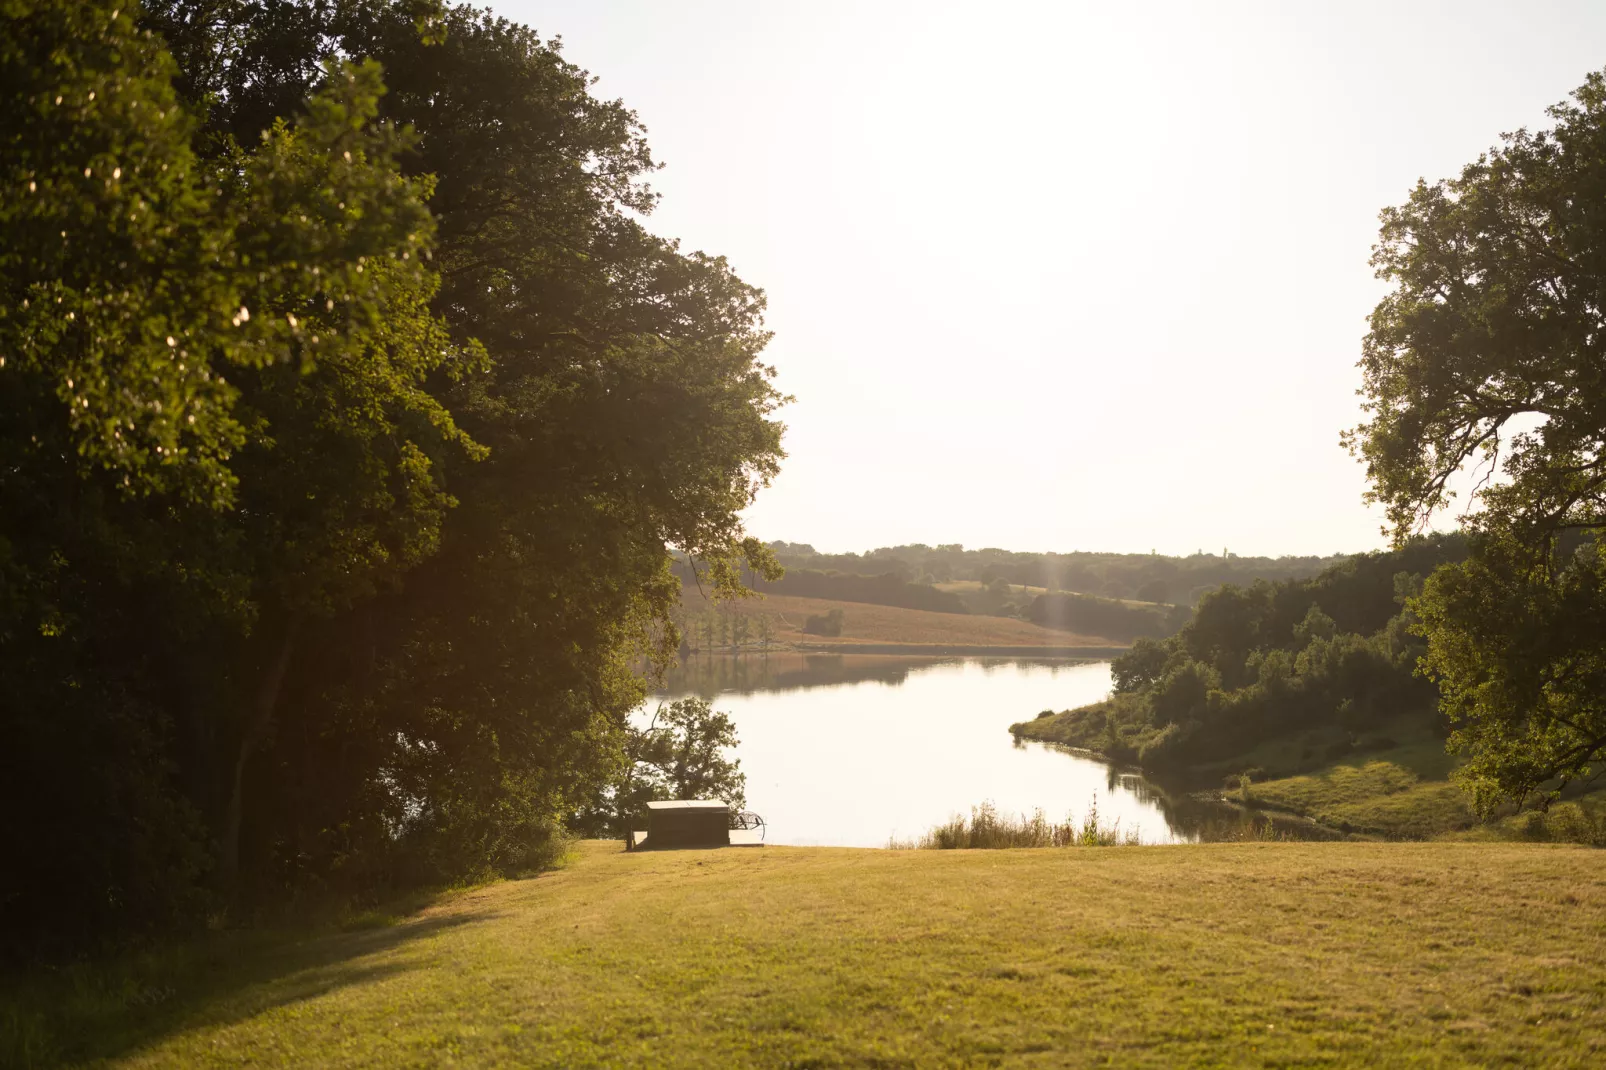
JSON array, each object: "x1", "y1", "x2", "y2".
[
  {"x1": 660, "y1": 655, "x2": 1338, "y2": 841},
  {"x1": 973, "y1": 657, "x2": 1100, "y2": 673},
  {"x1": 1150, "y1": 789, "x2": 1344, "y2": 842},
  {"x1": 1107, "y1": 769, "x2": 1168, "y2": 808},
  {"x1": 660, "y1": 654, "x2": 959, "y2": 698},
  {"x1": 1022, "y1": 742, "x2": 1340, "y2": 842},
  {"x1": 662, "y1": 654, "x2": 1107, "y2": 698}
]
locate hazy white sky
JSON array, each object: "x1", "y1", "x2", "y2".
[{"x1": 509, "y1": 1, "x2": 1606, "y2": 557}]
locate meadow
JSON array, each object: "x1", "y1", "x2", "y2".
[
  {"x1": 9, "y1": 840, "x2": 1604, "y2": 1069},
  {"x1": 679, "y1": 589, "x2": 1120, "y2": 651}
]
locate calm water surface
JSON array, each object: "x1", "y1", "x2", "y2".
[{"x1": 654, "y1": 655, "x2": 1186, "y2": 847}]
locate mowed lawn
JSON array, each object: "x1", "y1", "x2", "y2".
[
  {"x1": 681, "y1": 590, "x2": 1117, "y2": 649},
  {"x1": 37, "y1": 842, "x2": 1606, "y2": 1068}
]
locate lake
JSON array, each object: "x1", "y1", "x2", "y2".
[{"x1": 653, "y1": 654, "x2": 1196, "y2": 847}]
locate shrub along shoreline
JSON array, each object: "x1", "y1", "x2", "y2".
[{"x1": 1011, "y1": 536, "x2": 1606, "y2": 844}]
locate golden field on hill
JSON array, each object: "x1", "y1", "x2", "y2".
[{"x1": 679, "y1": 589, "x2": 1119, "y2": 649}]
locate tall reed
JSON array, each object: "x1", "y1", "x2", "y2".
[{"x1": 893, "y1": 797, "x2": 1141, "y2": 849}]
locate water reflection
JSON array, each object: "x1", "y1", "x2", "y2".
[
  {"x1": 649, "y1": 656, "x2": 1188, "y2": 846},
  {"x1": 660, "y1": 653, "x2": 940, "y2": 696},
  {"x1": 660, "y1": 653, "x2": 1103, "y2": 698},
  {"x1": 650, "y1": 655, "x2": 1325, "y2": 846}
]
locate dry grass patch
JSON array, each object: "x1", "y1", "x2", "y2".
[{"x1": 681, "y1": 589, "x2": 1116, "y2": 648}]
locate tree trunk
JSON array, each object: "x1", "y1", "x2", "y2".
[
  {"x1": 218, "y1": 622, "x2": 298, "y2": 893},
  {"x1": 620, "y1": 705, "x2": 663, "y2": 850}
]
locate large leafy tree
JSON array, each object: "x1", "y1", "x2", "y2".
[
  {"x1": 1350, "y1": 69, "x2": 1606, "y2": 810},
  {"x1": 139, "y1": 1, "x2": 784, "y2": 897},
  {"x1": 1, "y1": 0, "x2": 264, "y2": 944},
  {"x1": 3, "y1": 0, "x2": 785, "y2": 953},
  {"x1": 2, "y1": 0, "x2": 474, "y2": 944}
]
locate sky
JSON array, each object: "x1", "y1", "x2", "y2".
[{"x1": 507, "y1": 1, "x2": 1606, "y2": 557}]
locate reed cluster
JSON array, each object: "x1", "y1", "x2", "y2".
[{"x1": 894, "y1": 798, "x2": 1141, "y2": 849}]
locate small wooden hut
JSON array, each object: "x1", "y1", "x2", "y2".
[
  {"x1": 629, "y1": 800, "x2": 766, "y2": 849},
  {"x1": 642, "y1": 800, "x2": 730, "y2": 848}
]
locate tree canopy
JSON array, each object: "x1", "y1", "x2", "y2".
[
  {"x1": 1350, "y1": 69, "x2": 1606, "y2": 811},
  {"x1": 1015, "y1": 539, "x2": 1460, "y2": 778},
  {"x1": 1, "y1": 0, "x2": 782, "y2": 957}
]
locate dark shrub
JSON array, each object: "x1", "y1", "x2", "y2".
[{"x1": 802, "y1": 609, "x2": 844, "y2": 637}]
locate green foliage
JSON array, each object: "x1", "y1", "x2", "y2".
[
  {"x1": 767, "y1": 541, "x2": 1347, "y2": 606},
  {"x1": 1507, "y1": 801, "x2": 1606, "y2": 846},
  {"x1": 1, "y1": 0, "x2": 226, "y2": 953},
  {"x1": 1013, "y1": 540, "x2": 1460, "y2": 779},
  {"x1": 1110, "y1": 635, "x2": 1169, "y2": 692},
  {"x1": 633, "y1": 698, "x2": 746, "y2": 807},
  {"x1": 2, "y1": 0, "x2": 784, "y2": 956},
  {"x1": 802, "y1": 607, "x2": 844, "y2": 637},
  {"x1": 2, "y1": 0, "x2": 237, "y2": 506},
  {"x1": 576, "y1": 698, "x2": 747, "y2": 837},
  {"x1": 1350, "y1": 67, "x2": 1606, "y2": 809},
  {"x1": 1026, "y1": 591, "x2": 1184, "y2": 641},
  {"x1": 1414, "y1": 535, "x2": 1606, "y2": 814},
  {"x1": 3, "y1": 0, "x2": 464, "y2": 946},
  {"x1": 1351, "y1": 68, "x2": 1606, "y2": 543},
  {"x1": 735, "y1": 565, "x2": 967, "y2": 613}
]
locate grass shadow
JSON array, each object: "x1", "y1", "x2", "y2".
[{"x1": 2, "y1": 901, "x2": 501, "y2": 1068}]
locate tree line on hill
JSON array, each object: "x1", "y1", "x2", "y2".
[
  {"x1": 751, "y1": 566, "x2": 969, "y2": 613},
  {"x1": 764, "y1": 541, "x2": 1347, "y2": 606},
  {"x1": 1026, "y1": 594, "x2": 1187, "y2": 641},
  {"x1": 675, "y1": 558, "x2": 1185, "y2": 643},
  {"x1": 2, "y1": 0, "x2": 780, "y2": 958}
]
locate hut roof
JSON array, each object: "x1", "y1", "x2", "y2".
[{"x1": 645, "y1": 800, "x2": 728, "y2": 812}]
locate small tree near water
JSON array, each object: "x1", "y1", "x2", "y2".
[
  {"x1": 803, "y1": 608, "x2": 844, "y2": 636},
  {"x1": 614, "y1": 698, "x2": 747, "y2": 838}
]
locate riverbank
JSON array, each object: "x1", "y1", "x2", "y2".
[
  {"x1": 10, "y1": 840, "x2": 1603, "y2": 1068},
  {"x1": 793, "y1": 641, "x2": 1129, "y2": 657},
  {"x1": 1017, "y1": 711, "x2": 1606, "y2": 843}
]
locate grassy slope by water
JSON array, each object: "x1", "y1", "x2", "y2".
[
  {"x1": 1014, "y1": 700, "x2": 1503, "y2": 841},
  {"x1": 1230, "y1": 720, "x2": 1481, "y2": 839},
  {"x1": 1013, "y1": 710, "x2": 1603, "y2": 842},
  {"x1": 13, "y1": 841, "x2": 1606, "y2": 1069},
  {"x1": 680, "y1": 589, "x2": 1121, "y2": 650}
]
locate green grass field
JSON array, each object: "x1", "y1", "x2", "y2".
[{"x1": 11, "y1": 841, "x2": 1606, "y2": 1068}]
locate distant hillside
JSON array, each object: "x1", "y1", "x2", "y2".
[
  {"x1": 675, "y1": 542, "x2": 1348, "y2": 644},
  {"x1": 764, "y1": 542, "x2": 1349, "y2": 607},
  {"x1": 673, "y1": 590, "x2": 1122, "y2": 652},
  {"x1": 754, "y1": 568, "x2": 968, "y2": 613},
  {"x1": 1027, "y1": 592, "x2": 1187, "y2": 641}
]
